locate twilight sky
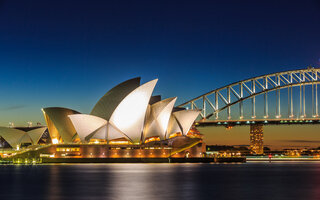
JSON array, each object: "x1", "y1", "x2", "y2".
[{"x1": 0, "y1": 1, "x2": 319, "y2": 148}]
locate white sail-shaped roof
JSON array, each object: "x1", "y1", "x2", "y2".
[
  {"x1": 173, "y1": 110, "x2": 200, "y2": 135},
  {"x1": 107, "y1": 122, "x2": 131, "y2": 141},
  {"x1": 69, "y1": 114, "x2": 132, "y2": 142},
  {"x1": 42, "y1": 107, "x2": 80, "y2": 143},
  {"x1": 91, "y1": 77, "x2": 141, "y2": 120},
  {"x1": 68, "y1": 114, "x2": 107, "y2": 142},
  {"x1": 89, "y1": 125, "x2": 107, "y2": 140},
  {"x1": 86, "y1": 122, "x2": 131, "y2": 141},
  {"x1": 144, "y1": 97, "x2": 176, "y2": 141},
  {"x1": 19, "y1": 134, "x2": 33, "y2": 144},
  {"x1": 110, "y1": 79, "x2": 158, "y2": 143},
  {"x1": 84, "y1": 122, "x2": 131, "y2": 141},
  {"x1": 0, "y1": 127, "x2": 32, "y2": 148},
  {"x1": 166, "y1": 115, "x2": 182, "y2": 138},
  {"x1": 27, "y1": 127, "x2": 47, "y2": 144}
]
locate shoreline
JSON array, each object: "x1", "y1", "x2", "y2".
[
  {"x1": 1, "y1": 157, "x2": 246, "y2": 164},
  {"x1": 247, "y1": 158, "x2": 320, "y2": 162}
]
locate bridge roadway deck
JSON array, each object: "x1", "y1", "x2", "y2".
[{"x1": 196, "y1": 118, "x2": 320, "y2": 127}]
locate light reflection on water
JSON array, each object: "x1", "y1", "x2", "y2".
[{"x1": 1, "y1": 162, "x2": 320, "y2": 200}]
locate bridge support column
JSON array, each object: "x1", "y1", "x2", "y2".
[
  {"x1": 300, "y1": 85, "x2": 303, "y2": 117},
  {"x1": 239, "y1": 83, "x2": 243, "y2": 119},
  {"x1": 227, "y1": 87, "x2": 231, "y2": 119},
  {"x1": 312, "y1": 83, "x2": 315, "y2": 117},
  {"x1": 215, "y1": 92, "x2": 219, "y2": 119},
  {"x1": 250, "y1": 124, "x2": 264, "y2": 155},
  {"x1": 251, "y1": 80, "x2": 256, "y2": 118},
  {"x1": 289, "y1": 74, "x2": 294, "y2": 118},
  {"x1": 203, "y1": 97, "x2": 206, "y2": 119},
  {"x1": 316, "y1": 84, "x2": 319, "y2": 117},
  {"x1": 312, "y1": 83, "x2": 319, "y2": 117},
  {"x1": 276, "y1": 89, "x2": 281, "y2": 118},
  {"x1": 276, "y1": 75, "x2": 281, "y2": 118},
  {"x1": 264, "y1": 77, "x2": 268, "y2": 118},
  {"x1": 303, "y1": 85, "x2": 306, "y2": 117}
]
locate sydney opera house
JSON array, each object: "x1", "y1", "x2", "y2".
[{"x1": 1, "y1": 78, "x2": 204, "y2": 161}]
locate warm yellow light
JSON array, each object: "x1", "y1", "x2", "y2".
[
  {"x1": 109, "y1": 140, "x2": 130, "y2": 145},
  {"x1": 169, "y1": 132, "x2": 182, "y2": 139},
  {"x1": 88, "y1": 139, "x2": 107, "y2": 144},
  {"x1": 144, "y1": 136, "x2": 160, "y2": 143},
  {"x1": 52, "y1": 138, "x2": 59, "y2": 144}
]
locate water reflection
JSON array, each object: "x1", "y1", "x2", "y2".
[{"x1": 1, "y1": 163, "x2": 320, "y2": 200}]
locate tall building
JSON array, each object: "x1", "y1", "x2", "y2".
[{"x1": 250, "y1": 124, "x2": 264, "y2": 154}]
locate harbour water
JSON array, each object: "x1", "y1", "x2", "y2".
[{"x1": 1, "y1": 162, "x2": 320, "y2": 200}]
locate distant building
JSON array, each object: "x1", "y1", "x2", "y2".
[
  {"x1": 249, "y1": 124, "x2": 264, "y2": 154},
  {"x1": 205, "y1": 145, "x2": 248, "y2": 157}
]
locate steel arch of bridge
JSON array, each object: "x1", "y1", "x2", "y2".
[{"x1": 179, "y1": 67, "x2": 320, "y2": 121}]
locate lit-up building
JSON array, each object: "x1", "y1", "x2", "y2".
[
  {"x1": 36, "y1": 78, "x2": 204, "y2": 159},
  {"x1": 0, "y1": 126, "x2": 48, "y2": 157},
  {"x1": 249, "y1": 124, "x2": 264, "y2": 155}
]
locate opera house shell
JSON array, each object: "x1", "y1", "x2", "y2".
[
  {"x1": 1, "y1": 78, "x2": 204, "y2": 161},
  {"x1": 42, "y1": 78, "x2": 201, "y2": 146},
  {"x1": 0, "y1": 127, "x2": 47, "y2": 149}
]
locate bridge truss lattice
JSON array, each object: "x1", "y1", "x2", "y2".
[{"x1": 179, "y1": 67, "x2": 320, "y2": 121}]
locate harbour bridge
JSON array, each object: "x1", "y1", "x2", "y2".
[{"x1": 178, "y1": 67, "x2": 320, "y2": 128}]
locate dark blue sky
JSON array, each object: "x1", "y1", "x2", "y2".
[{"x1": 0, "y1": 0, "x2": 319, "y2": 125}]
